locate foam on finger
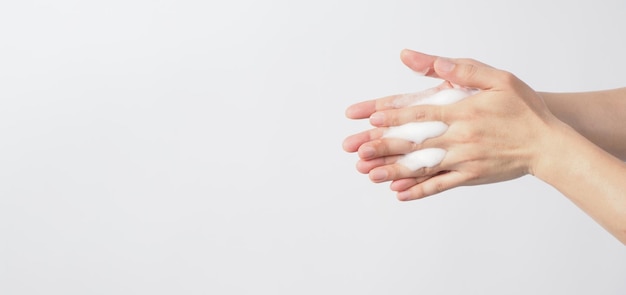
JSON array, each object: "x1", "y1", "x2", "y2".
[
  {"x1": 383, "y1": 121, "x2": 448, "y2": 144},
  {"x1": 382, "y1": 87, "x2": 475, "y2": 171},
  {"x1": 397, "y1": 148, "x2": 447, "y2": 171}
]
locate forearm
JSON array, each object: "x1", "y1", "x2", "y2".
[
  {"x1": 534, "y1": 120, "x2": 626, "y2": 245},
  {"x1": 346, "y1": 49, "x2": 626, "y2": 244},
  {"x1": 540, "y1": 88, "x2": 626, "y2": 160}
]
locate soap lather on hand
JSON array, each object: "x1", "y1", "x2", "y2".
[{"x1": 383, "y1": 87, "x2": 476, "y2": 171}]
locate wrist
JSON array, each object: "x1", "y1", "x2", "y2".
[
  {"x1": 527, "y1": 118, "x2": 578, "y2": 181},
  {"x1": 529, "y1": 115, "x2": 610, "y2": 189}
]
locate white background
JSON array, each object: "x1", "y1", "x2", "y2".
[{"x1": 1, "y1": 0, "x2": 625, "y2": 294}]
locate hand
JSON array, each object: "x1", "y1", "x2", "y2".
[{"x1": 343, "y1": 49, "x2": 560, "y2": 201}]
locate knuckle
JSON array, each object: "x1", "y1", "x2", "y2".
[
  {"x1": 373, "y1": 139, "x2": 388, "y2": 154},
  {"x1": 459, "y1": 64, "x2": 479, "y2": 80},
  {"x1": 411, "y1": 106, "x2": 444, "y2": 122},
  {"x1": 416, "y1": 186, "x2": 428, "y2": 199},
  {"x1": 415, "y1": 166, "x2": 436, "y2": 178},
  {"x1": 410, "y1": 141, "x2": 422, "y2": 152},
  {"x1": 496, "y1": 70, "x2": 518, "y2": 85},
  {"x1": 434, "y1": 181, "x2": 448, "y2": 193},
  {"x1": 390, "y1": 112, "x2": 402, "y2": 126},
  {"x1": 437, "y1": 106, "x2": 446, "y2": 122},
  {"x1": 412, "y1": 107, "x2": 427, "y2": 121}
]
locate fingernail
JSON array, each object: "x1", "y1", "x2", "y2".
[
  {"x1": 436, "y1": 58, "x2": 456, "y2": 73},
  {"x1": 359, "y1": 146, "x2": 376, "y2": 159},
  {"x1": 370, "y1": 169, "x2": 388, "y2": 181},
  {"x1": 369, "y1": 112, "x2": 384, "y2": 125},
  {"x1": 397, "y1": 190, "x2": 412, "y2": 201},
  {"x1": 345, "y1": 107, "x2": 356, "y2": 118},
  {"x1": 413, "y1": 67, "x2": 429, "y2": 76}
]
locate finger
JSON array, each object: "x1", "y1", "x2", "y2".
[
  {"x1": 342, "y1": 128, "x2": 385, "y2": 153},
  {"x1": 390, "y1": 177, "x2": 427, "y2": 192},
  {"x1": 367, "y1": 146, "x2": 458, "y2": 182},
  {"x1": 345, "y1": 100, "x2": 377, "y2": 119},
  {"x1": 434, "y1": 57, "x2": 508, "y2": 90},
  {"x1": 356, "y1": 155, "x2": 403, "y2": 174},
  {"x1": 369, "y1": 84, "x2": 479, "y2": 127},
  {"x1": 400, "y1": 49, "x2": 489, "y2": 79},
  {"x1": 389, "y1": 170, "x2": 450, "y2": 191},
  {"x1": 400, "y1": 49, "x2": 439, "y2": 77},
  {"x1": 346, "y1": 83, "x2": 452, "y2": 120},
  {"x1": 396, "y1": 171, "x2": 467, "y2": 201},
  {"x1": 357, "y1": 138, "x2": 422, "y2": 160},
  {"x1": 357, "y1": 130, "x2": 450, "y2": 160},
  {"x1": 369, "y1": 159, "x2": 445, "y2": 183},
  {"x1": 369, "y1": 105, "x2": 446, "y2": 127}
]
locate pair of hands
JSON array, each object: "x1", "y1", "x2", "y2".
[{"x1": 343, "y1": 49, "x2": 559, "y2": 200}]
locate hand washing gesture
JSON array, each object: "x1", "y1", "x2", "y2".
[
  {"x1": 343, "y1": 49, "x2": 626, "y2": 244},
  {"x1": 343, "y1": 49, "x2": 557, "y2": 201}
]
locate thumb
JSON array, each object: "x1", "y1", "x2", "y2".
[
  {"x1": 433, "y1": 57, "x2": 503, "y2": 90},
  {"x1": 400, "y1": 49, "x2": 439, "y2": 77}
]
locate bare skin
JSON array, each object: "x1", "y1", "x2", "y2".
[
  {"x1": 541, "y1": 89, "x2": 626, "y2": 160},
  {"x1": 343, "y1": 49, "x2": 626, "y2": 245}
]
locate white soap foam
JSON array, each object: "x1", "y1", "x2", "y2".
[
  {"x1": 383, "y1": 121, "x2": 448, "y2": 144},
  {"x1": 384, "y1": 87, "x2": 474, "y2": 171},
  {"x1": 397, "y1": 148, "x2": 447, "y2": 171}
]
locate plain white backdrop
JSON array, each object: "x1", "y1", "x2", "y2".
[{"x1": 1, "y1": 0, "x2": 625, "y2": 294}]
